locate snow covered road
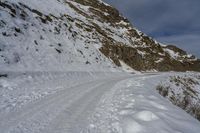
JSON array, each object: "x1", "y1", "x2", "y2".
[{"x1": 0, "y1": 72, "x2": 200, "y2": 133}]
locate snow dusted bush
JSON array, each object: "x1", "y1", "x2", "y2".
[{"x1": 156, "y1": 73, "x2": 200, "y2": 120}]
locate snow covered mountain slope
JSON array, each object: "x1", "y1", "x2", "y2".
[
  {"x1": 0, "y1": 0, "x2": 200, "y2": 72},
  {"x1": 0, "y1": 0, "x2": 118, "y2": 71}
]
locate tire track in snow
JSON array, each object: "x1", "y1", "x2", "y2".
[
  {"x1": 0, "y1": 79, "x2": 105, "y2": 133},
  {"x1": 0, "y1": 76, "x2": 129, "y2": 133},
  {"x1": 44, "y1": 80, "x2": 120, "y2": 133}
]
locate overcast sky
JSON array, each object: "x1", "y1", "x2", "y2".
[{"x1": 104, "y1": 0, "x2": 200, "y2": 57}]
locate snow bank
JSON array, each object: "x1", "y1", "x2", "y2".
[
  {"x1": 86, "y1": 73, "x2": 200, "y2": 133},
  {"x1": 156, "y1": 72, "x2": 200, "y2": 121}
]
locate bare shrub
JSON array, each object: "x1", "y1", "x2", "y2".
[{"x1": 156, "y1": 85, "x2": 169, "y2": 97}]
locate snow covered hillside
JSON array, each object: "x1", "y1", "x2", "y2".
[
  {"x1": 0, "y1": 0, "x2": 118, "y2": 71},
  {"x1": 0, "y1": 0, "x2": 200, "y2": 72},
  {"x1": 156, "y1": 72, "x2": 200, "y2": 121}
]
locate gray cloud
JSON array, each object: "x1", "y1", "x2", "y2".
[
  {"x1": 157, "y1": 34, "x2": 200, "y2": 56},
  {"x1": 104, "y1": 0, "x2": 200, "y2": 57}
]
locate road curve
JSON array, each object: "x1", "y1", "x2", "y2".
[{"x1": 0, "y1": 75, "x2": 131, "y2": 133}]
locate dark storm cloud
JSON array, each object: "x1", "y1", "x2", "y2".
[{"x1": 104, "y1": 0, "x2": 200, "y2": 57}]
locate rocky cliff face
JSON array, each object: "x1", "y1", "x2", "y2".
[{"x1": 0, "y1": 0, "x2": 199, "y2": 71}]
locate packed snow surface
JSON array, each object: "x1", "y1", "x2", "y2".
[{"x1": 0, "y1": 72, "x2": 200, "y2": 133}]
